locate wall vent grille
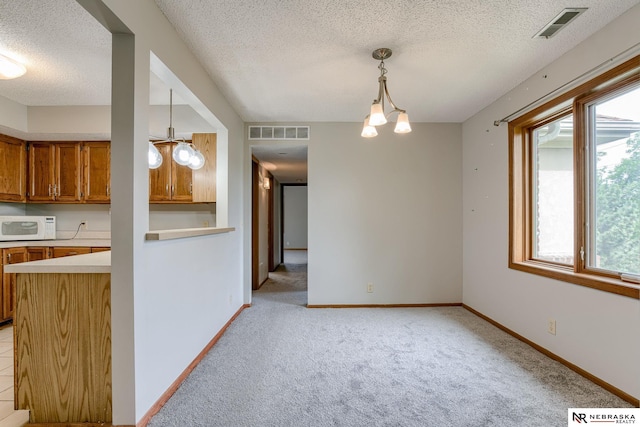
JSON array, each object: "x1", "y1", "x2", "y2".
[
  {"x1": 248, "y1": 126, "x2": 310, "y2": 140},
  {"x1": 533, "y1": 8, "x2": 587, "y2": 39}
]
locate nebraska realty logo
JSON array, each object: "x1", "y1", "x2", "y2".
[{"x1": 569, "y1": 408, "x2": 639, "y2": 425}]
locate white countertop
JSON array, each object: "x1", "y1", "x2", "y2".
[
  {"x1": 4, "y1": 250, "x2": 111, "y2": 274},
  {"x1": 0, "y1": 238, "x2": 110, "y2": 249}
]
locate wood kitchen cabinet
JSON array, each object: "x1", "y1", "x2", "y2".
[
  {"x1": 149, "y1": 142, "x2": 193, "y2": 202},
  {"x1": 83, "y1": 141, "x2": 111, "y2": 203},
  {"x1": 51, "y1": 247, "x2": 92, "y2": 258},
  {"x1": 0, "y1": 135, "x2": 26, "y2": 202},
  {"x1": 1, "y1": 247, "x2": 27, "y2": 321},
  {"x1": 149, "y1": 133, "x2": 217, "y2": 203},
  {"x1": 28, "y1": 142, "x2": 82, "y2": 202},
  {"x1": 27, "y1": 246, "x2": 51, "y2": 261}
]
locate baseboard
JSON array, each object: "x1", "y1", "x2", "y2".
[
  {"x1": 136, "y1": 304, "x2": 251, "y2": 427},
  {"x1": 462, "y1": 304, "x2": 639, "y2": 407},
  {"x1": 307, "y1": 303, "x2": 462, "y2": 308}
]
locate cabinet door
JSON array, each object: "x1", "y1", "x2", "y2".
[
  {"x1": 84, "y1": 142, "x2": 110, "y2": 203},
  {"x1": 51, "y1": 247, "x2": 91, "y2": 258},
  {"x1": 27, "y1": 247, "x2": 50, "y2": 261},
  {"x1": 172, "y1": 161, "x2": 193, "y2": 201},
  {"x1": 28, "y1": 143, "x2": 56, "y2": 201},
  {"x1": 191, "y1": 133, "x2": 217, "y2": 203},
  {"x1": 0, "y1": 135, "x2": 26, "y2": 202},
  {"x1": 55, "y1": 143, "x2": 82, "y2": 202},
  {"x1": 149, "y1": 143, "x2": 172, "y2": 201},
  {"x1": 2, "y1": 247, "x2": 27, "y2": 321}
]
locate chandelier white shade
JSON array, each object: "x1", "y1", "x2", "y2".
[
  {"x1": 148, "y1": 142, "x2": 163, "y2": 169},
  {"x1": 361, "y1": 115, "x2": 378, "y2": 137},
  {"x1": 361, "y1": 48, "x2": 411, "y2": 138},
  {"x1": 0, "y1": 53, "x2": 26, "y2": 79},
  {"x1": 148, "y1": 89, "x2": 205, "y2": 170}
]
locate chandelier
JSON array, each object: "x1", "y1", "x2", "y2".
[
  {"x1": 361, "y1": 48, "x2": 411, "y2": 138},
  {"x1": 148, "y1": 89, "x2": 205, "y2": 170}
]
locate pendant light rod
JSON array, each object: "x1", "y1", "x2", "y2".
[
  {"x1": 167, "y1": 89, "x2": 175, "y2": 140},
  {"x1": 372, "y1": 49, "x2": 405, "y2": 115}
]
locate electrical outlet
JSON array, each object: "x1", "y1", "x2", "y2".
[
  {"x1": 80, "y1": 221, "x2": 88, "y2": 230},
  {"x1": 203, "y1": 220, "x2": 209, "y2": 227},
  {"x1": 548, "y1": 319, "x2": 556, "y2": 335},
  {"x1": 367, "y1": 283, "x2": 374, "y2": 293}
]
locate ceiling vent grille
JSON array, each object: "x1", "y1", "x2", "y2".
[
  {"x1": 248, "y1": 126, "x2": 310, "y2": 140},
  {"x1": 533, "y1": 8, "x2": 587, "y2": 39}
]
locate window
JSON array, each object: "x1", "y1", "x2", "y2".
[{"x1": 509, "y1": 57, "x2": 640, "y2": 299}]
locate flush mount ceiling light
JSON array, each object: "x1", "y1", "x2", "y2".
[
  {"x1": 148, "y1": 89, "x2": 205, "y2": 170},
  {"x1": 361, "y1": 48, "x2": 411, "y2": 138},
  {"x1": 0, "y1": 53, "x2": 26, "y2": 79}
]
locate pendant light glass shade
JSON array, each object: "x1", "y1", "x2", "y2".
[
  {"x1": 361, "y1": 115, "x2": 378, "y2": 138},
  {"x1": 368, "y1": 102, "x2": 387, "y2": 126},
  {"x1": 394, "y1": 112, "x2": 412, "y2": 133},
  {"x1": 148, "y1": 142, "x2": 163, "y2": 169},
  {"x1": 173, "y1": 141, "x2": 195, "y2": 166},
  {"x1": 0, "y1": 54, "x2": 26, "y2": 80},
  {"x1": 188, "y1": 149, "x2": 205, "y2": 170}
]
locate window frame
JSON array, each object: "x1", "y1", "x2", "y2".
[{"x1": 509, "y1": 56, "x2": 640, "y2": 299}]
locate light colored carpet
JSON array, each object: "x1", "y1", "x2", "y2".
[{"x1": 148, "y1": 260, "x2": 631, "y2": 427}]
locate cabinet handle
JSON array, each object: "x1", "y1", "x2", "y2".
[
  {"x1": 166, "y1": 184, "x2": 169, "y2": 195},
  {"x1": 48, "y1": 184, "x2": 52, "y2": 197},
  {"x1": 106, "y1": 185, "x2": 110, "y2": 196},
  {"x1": 190, "y1": 182, "x2": 192, "y2": 195},
  {"x1": 68, "y1": 252, "x2": 77, "y2": 255},
  {"x1": 171, "y1": 185, "x2": 175, "y2": 196},
  {"x1": 7, "y1": 253, "x2": 11, "y2": 262},
  {"x1": 53, "y1": 184, "x2": 58, "y2": 198}
]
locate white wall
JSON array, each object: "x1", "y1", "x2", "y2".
[
  {"x1": 80, "y1": 1, "x2": 246, "y2": 424},
  {"x1": 308, "y1": 122, "x2": 462, "y2": 305},
  {"x1": 283, "y1": 185, "x2": 307, "y2": 249},
  {"x1": 0, "y1": 203, "x2": 26, "y2": 216},
  {"x1": 462, "y1": 4, "x2": 640, "y2": 400}
]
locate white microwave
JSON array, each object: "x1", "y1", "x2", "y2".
[{"x1": 0, "y1": 216, "x2": 56, "y2": 241}]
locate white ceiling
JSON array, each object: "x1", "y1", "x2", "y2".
[{"x1": 0, "y1": 0, "x2": 639, "y2": 183}]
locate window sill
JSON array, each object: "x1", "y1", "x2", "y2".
[
  {"x1": 145, "y1": 227, "x2": 235, "y2": 241},
  {"x1": 509, "y1": 261, "x2": 640, "y2": 299}
]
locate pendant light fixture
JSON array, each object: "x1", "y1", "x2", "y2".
[
  {"x1": 361, "y1": 48, "x2": 411, "y2": 137},
  {"x1": 148, "y1": 89, "x2": 205, "y2": 170}
]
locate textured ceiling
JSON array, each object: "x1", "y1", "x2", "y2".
[
  {"x1": 153, "y1": 0, "x2": 640, "y2": 123},
  {"x1": 0, "y1": 0, "x2": 639, "y2": 183}
]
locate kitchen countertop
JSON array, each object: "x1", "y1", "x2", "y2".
[
  {"x1": 0, "y1": 238, "x2": 111, "y2": 249},
  {"x1": 4, "y1": 250, "x2": 110, "y2": 274}
]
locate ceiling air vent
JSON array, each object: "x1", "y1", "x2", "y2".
[
  {"x1": 533, "y1": 8, "x2": 587, "y2": 39},
  {"x1": 248, "y1": 126, "x2": 310, "y2": 140}
]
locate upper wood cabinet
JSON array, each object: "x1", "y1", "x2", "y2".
[
  {"x1": 83, "y1": 142, "x2": 111, "y2": 203},
  {"x1": 0, "y1": 135, "x2": 26, "y2": 202},
  {"x1": 149, "y1": 133, "x2": 216, "y2": 203},
  {"x1": 192, "y1": 133, "x2": 217, "y2": 203},
  {"x1": 28, "y1": 142, "x2": 82, "y2": 202},
  {"x1": 26, "y1": 141, "x2": 110, "y2": 204}
]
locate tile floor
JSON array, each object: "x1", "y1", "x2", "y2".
[{"x1": 0, "y1": 324, "x2": 28, "y2": 427}]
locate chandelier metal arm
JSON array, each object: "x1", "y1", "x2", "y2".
[{"x1": 374, "y1": 75, "x2": 406, "y2": 116}]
